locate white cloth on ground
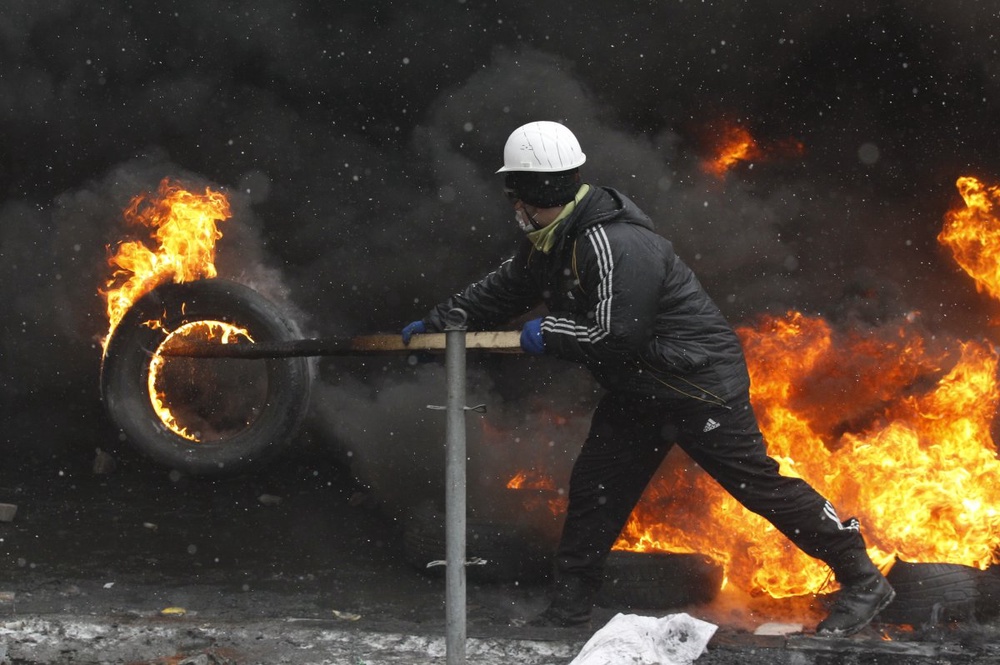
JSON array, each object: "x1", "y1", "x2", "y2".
[{"x1": 569, "y1": 612, "x2": 718, "y2": 665}]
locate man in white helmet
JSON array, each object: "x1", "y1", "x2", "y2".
[{"x1": 401, "y1": 121, "x2": 894, "y2": 634}]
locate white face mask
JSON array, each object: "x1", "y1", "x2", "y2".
[{"x1": 515, "y1": 209, "x2": 534, "y2": 233}]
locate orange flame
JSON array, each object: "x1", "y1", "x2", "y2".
[
  {"x1": 102, "y1": 178, "x2": 231, "y2": 351},
  {"x1": 939, "y1": 176, "x2": 1000, "y2": 301},
  {"x1": 615, "y1": 312, "x2": 1000, "y2": 598},
  {"x1": 507, "y1": 470, "x2": 557, "y2": 490},
  {"x1": 703, "y1": 125, "x2": 761, "y2": 178},
  {"x1": 101, "y1": 178, "x2": 242, "y2": 442},
  {"x1": 149, "y1": 320, "x2": 254, "y2": 441},
  {"x1": 506, "y1": 470, "x2": 567, "y2": 517},
  {"x1": 701, "y1": 123, "x2": 805, "y2": 178}
]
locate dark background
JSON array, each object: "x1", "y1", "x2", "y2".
[{"x1": 2, "y1": 1, "x2": 999, "y2": 508}]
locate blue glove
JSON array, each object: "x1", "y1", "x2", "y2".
[
  {"x1": 520, "y1": 318, "x2": 546, "y2": 355},
  {"x1": 401, "y1": 320, "x2": 427, "y2": 345}
]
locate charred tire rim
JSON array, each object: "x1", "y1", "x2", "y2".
[
  {"x1": 879, "y1": 559, "x2": 1000, "y2": 626},
  {"x1": 403, "y1": 502, "x2": 553, "y2": 584},
  {"x1": 597, "y1": 550, "x2": 724, "y2": 610},
  {"x1": 101, "y1": 279, "x2": 313, "y2": 476}
]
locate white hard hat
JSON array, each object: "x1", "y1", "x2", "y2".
[{"x1": 495, "y1": 121, "x2": 586, "y2": 173}]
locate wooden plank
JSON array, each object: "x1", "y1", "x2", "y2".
[
  {"x1": 351, "y1": 331, "x2": 521, "y2": 352},
  {"x1": 160, "y1": 331, "x2": 523, "y2": 358}
]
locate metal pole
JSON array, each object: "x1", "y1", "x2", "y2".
[{"x1": 444, "y1": 309, "x2": 467, "y2": 665}]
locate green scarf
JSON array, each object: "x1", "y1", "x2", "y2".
[{"x1": 526, "y1": 184, "x2": 591, "y2": 253}]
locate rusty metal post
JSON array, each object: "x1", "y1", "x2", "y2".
[{"x1": 443, "y1": 308, "x2": 468, "y2": 665}]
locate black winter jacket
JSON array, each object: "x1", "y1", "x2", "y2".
[{"x1": 423, "y1": 186, "x2": 751, "y2": 405}]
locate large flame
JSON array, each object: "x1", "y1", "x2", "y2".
[
  {"x1": 101, "y1": 178, "x2": 250, "y2": 442},
  {"x1": 102, "y1": 178, "x2": 232, "y2": 351},
  {"x1": 609, "y1": 176, "x2": 1000, "y2": 599},
  {"x1": 614, "y1": 312, "x2": 1000, "y2": 598}
]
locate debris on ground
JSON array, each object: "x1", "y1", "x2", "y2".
[{"x1": 569, "y1": 612, "x2": 717, "y2": 665}]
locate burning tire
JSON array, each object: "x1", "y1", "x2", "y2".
[
  {"x1": 101, "y1": 279, "x2": 313, "y2": 476},
  {"x1": 597, "y1": 550, "x2": 724, "y2": 610},
  {"x1": 878, "y1": 559, "x2": 1000, "y2": 626}
]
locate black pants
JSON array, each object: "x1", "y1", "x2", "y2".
[{"x1": 553, "y1": 391, "x2": 869, "y2": 594}]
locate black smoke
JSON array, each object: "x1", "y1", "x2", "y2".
[{"x1": 2, "y1": 1, "x2": 999, "y2": 505}]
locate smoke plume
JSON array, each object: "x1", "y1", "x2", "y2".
[{"x1": 2, "y1": 2, "x2": 998, "y2": 512}]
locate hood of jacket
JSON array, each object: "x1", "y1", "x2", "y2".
[{"x1": 547, "y1": 186, "x2": 654, "y2": 251}]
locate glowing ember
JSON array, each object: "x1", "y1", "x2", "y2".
[
  {"x1": 505, "y1": 469, "x2": 567, "y2": 517},
  {"x1": 507, "y1": 470, "x2": 557, "y2": 490},
  {"x1": 703, "y1": 125, "x2": 761, "y2": 178},
  {"x1": 939, "y1": 176, "x2": 1000, "y2": 301},
  {"x1": 701, "y1": 123, "x2": 804, "y2": 178},
  {"x1": 102, "y1": 178, "x2": 232, "y2": 351}
]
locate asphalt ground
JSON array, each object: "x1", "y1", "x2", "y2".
[{"x1": 2, "y1": 443, "x2": 1000, "y2": 664}]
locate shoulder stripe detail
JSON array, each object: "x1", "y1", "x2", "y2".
[
  {"x1": 540, "y1": 225, "x2": 613, "y2": 345},
  {"x1": 588, "y1": 226, "x2": 613, "y2": 337}
]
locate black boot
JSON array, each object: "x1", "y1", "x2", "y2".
[
  {"x1": 528, "y1": 574, "x2": 597, "y2": 628},
  {"x1": 817, "y1": 548, "x2": 895, "y2": 636}
]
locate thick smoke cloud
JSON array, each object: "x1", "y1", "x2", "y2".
[{"x1": 2, "y1": 2, "x2": 998, "y2": 503}]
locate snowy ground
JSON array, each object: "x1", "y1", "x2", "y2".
[{"x1": 1, "y1": 444, "x2": 998, "y2": 664}]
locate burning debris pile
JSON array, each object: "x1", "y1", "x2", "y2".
[{"x1": 610, "y1": 176, "x2": 1000, "y2": 602}]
